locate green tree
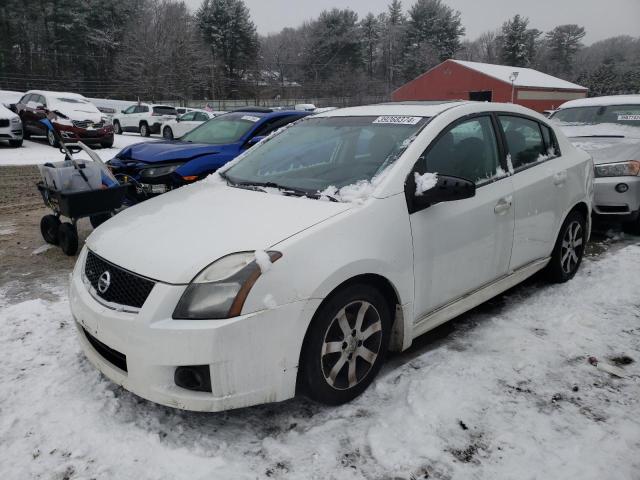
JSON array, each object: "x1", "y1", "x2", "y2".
[
  {"x1": 546, "y1": 24, "x2": 586, "y2": 75},
  {"x1": 361, "y1": 13, "x2": 381, "y2": 78},
  {"x1": 197, "y1": 0, "x2": 258, "y2": 97},
  {"x1": 499, "y1": 14, "x2": 540, "y2": 67},
  {"x1": 402, "y1": 0, "x2": 465, "y2": 80}
]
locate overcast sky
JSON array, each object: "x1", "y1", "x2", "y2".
[{"x1": 184, "y1": 0, "x2": 639, "y2": 44}]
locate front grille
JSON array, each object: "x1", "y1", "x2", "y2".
[
  {"x1": 0, "y1": 119, "x2": 9, "y2": 127},
  {"x1": 83, "y1": 328, "x2": 128, "y2": 372},
  {"x1": 84, "y1": 250, "x2": 156, "y2": 309},
  {"x1": 72, "y1": 119, "x2": 105, "y2": 129}
]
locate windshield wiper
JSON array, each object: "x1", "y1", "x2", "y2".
[{"x1": 228, "y1": 179, "x2": 338, "y2": 201}]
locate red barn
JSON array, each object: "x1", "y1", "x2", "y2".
[{"x1": 392, "y1": 59, "x2": 588, "y2": 113}]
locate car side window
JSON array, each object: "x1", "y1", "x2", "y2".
[
  {"x1": 180, "y1": 112, "x2": 196, "y2": 121},
  {"x1": 194, "y1": 112, "x2": 209, "y2": 122},
  {"x1": 139, "y1": 106, "x2": 149, "y2": 113},
  {"x1": 418, "y1": 116, "x2": 501, "y2": 184},
  {"x1": 499, "y1": 116, "x2": 547, "y2": 169},
  {"x1": 124, "y1": 105, "x2": 136, "y2": 114}
]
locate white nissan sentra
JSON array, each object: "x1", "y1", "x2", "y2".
[{"x1": 70, "y1": 101, "x2": 593, "y2": 411}]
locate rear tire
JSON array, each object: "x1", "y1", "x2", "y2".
[
  {"x1": 113, "y1": 121, "x2": 122, "y2": 135},
  {"x1": 140, "y1": 123, "x2": 150, "y2": 137},
  {"x1": 163, "y1": 126, "x2": 174, "y2": 140},
  {"x1": 40, "y1": 215, "x2": 60, "y2": 245},
  {"x1": 299, "y1": 284, "x2": 391, "y2": 405},
  {"x1": 58, "y1": 222, "x2": 79, "y2": 256},
  {"x1": 545, "y1": 210, "x2": 586, "y2": 283},
  {"x1": 22, "y1": 121, "x2": 30, "y2": 139},
  {"x1": 9, "y1": 139, "x2": 22, "y2": 147}
]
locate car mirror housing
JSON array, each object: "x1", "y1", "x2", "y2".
[
  {"x1": 246, "y1": 135, "x2": 265, "y2": 147},
  {"x1": 406, "y1": 173, "x2": 476, "y2": 213}
]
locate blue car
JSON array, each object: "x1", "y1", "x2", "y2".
[{"x1": 108, "y1": 109, "x2": 310, "y2": 203}]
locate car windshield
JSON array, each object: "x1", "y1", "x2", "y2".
[
  {"x1": 224, "y1": 115, "x2": 429, "y2": 193},
  {"x1": 181, "y1": 112, "x2": 263, "y2": 144},
  {"x1": 552, "y1": 104, "x2": 640, "y2": 127}
]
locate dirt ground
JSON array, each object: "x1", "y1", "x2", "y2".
[{"x1": 0, "y1": 165, "x2": 92, "y2": 289}]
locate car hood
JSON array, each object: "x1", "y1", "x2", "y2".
[
  {"x1": 117, "y1": 141, "x2": 224, "y2": 163},
  {"x1": 53, "y1": 106, "x2": 102, "y2": 123},
  {"x1": 86, "y1": 181, "x2": 351, "y2": 283},
  {"x1": 0, "y1": 104, "x2": 17, "y2": 119},
  {"x1": 566, "y1": 135, "x2": 640, "y2": 165}
]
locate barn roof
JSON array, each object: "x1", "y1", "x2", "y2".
[{"x1": 451, "y1": 60, "x2": 587, "y2": 91}]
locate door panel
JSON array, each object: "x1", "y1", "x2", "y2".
[
  {"x1": 410, "y1": 115, "x2": 515, "y2": 320},
  {"x1": 498, "y1": 115, "x2": 564, "y2": 269}
]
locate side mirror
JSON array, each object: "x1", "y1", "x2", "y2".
[
  {"x1": 246, "y1": 135, "x2": 265, "y2": 147},
  {"x1": 407, "y1": 173, "x2": 475, "y2": 213},
  {"x1": 8, "y1": 103, "x2": 16, "y2": 112},
  {"x1": 121, "y1": 109, "x2": 127, "y2": 114}
]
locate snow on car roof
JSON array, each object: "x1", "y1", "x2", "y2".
[
  {"x1": 558, "y1": 95, "x2": 640, "y2": 109},
  {"x1": 452, "y1": 60, "x2": 587, "y2": 91},
  {"x1": 312, "y1": 101, "x2": 468, "y2": 118},
  {"x1": 27, "y1": 90, "x2": 88, "y2": 99}
]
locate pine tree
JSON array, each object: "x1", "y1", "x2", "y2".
[
  {"x1": 197, "y1": 0, "x2": 258, "y2": 97},
  {"x1": 379, "y1": 0, "x2": 407, "y2": 90},
  {"x1": 361, "y1": 13, "x2": 381, "y2": 78},
  {"x1": 499, "y1": 14, "x2": 539, "y2": 67},
  {"x1": 546, "y1": 24, "x2": 586, "y2": 75},
  {"x1": 402, "y1": 0, "x2": 465, "y2": 80}
]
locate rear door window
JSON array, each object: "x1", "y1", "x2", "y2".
[
  {"x1": 179, "y1": 112, "x2": 196, "y2": 121},
  {"x1": 153, "y1": 106, "x2": 177, "y2": 116},
  {"x1": 499, "y1": 116, "x2": 547, "y2": 169},
  {"x1": 540, "y1": 124, "x2": 560, "y2": 157}
]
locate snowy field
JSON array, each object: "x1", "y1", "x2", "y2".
[
  {"x1": 0, "y1": 134, "x2": 157, "y2": 166},
  {"x1": 1, "y1": 239, "x2": 639, "y2": 479}
]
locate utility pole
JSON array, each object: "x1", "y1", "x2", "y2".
[{"x1": 510, "y1": 71, "x2": 519, "y2": 103}]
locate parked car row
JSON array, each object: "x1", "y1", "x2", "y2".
[{"x1": 71, "y1": 100, "x2": 597, "y2": 413}]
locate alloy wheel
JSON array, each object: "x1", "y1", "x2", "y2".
[
  {"x1": 47, "y1": 130, "x2": 57, "y2": 147},
  {"x1": 321, "y1": 300, "x2": 383, "y2": 390},
  {"x1": 560, "y1": 220, "x2": 583, "y2": 274}
]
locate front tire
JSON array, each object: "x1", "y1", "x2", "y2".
[
  {"x1": 47, "y1": 129, "x2": 59, "y2": 148},
  {"x1": 163, "y1": 126, "x2": 174, "y2": 140},
  {"x1": 139, "y1": 122, "x2": 150, "y2": 137},
  {"x1": 9, "y1": 138, "x2": 23, "y2": 147},
  {"x1": 40, "y1": 215, "x2": 60, "y2": 244},
  {"x1": 546, "y1": 210, "x2": 586, "y2": 283},
  {"x1": 101, "y1": 138, "x2": 114, "y2": 148},
  {"x1": 113, "y1": 121, "x2": 122, "y2": 135},
  {"x1": 300, "y1": 284, "x2": 391, "y2": 405}
]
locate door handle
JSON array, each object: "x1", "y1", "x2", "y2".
[
  {"x1": 553, "y1": 170, "x2": 567, "y2": 186},
  {"x1": 494, "y1": 196, "x2": 512, "y2": 215}
]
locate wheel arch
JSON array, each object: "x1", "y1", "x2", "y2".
[{"x1": 559, "y1": 201, "x2": 591, "y2": 243}]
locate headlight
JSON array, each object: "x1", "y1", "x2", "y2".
[
  {"x1": 102, "y1": 116, "x2": 112, "y2": 125},
  {"x1": 140, "y1": 164, "x2": 181, "y2": 178},
  {"x1": 10, "y1": 116, "x2": 21, "y2": 125},
  {"x1": 173, "y1": 251, "x2": 282, "y2": 320},
  {"x1": 594, "y1": 160, "x2": 640, "y2": 177}
]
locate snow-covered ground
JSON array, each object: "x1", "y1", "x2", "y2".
[
  {"x1": 0, "y1": 134, "x2": 158, "y2": 166},
  {"x1": 1, "y1": 240, "x2": 639, "y2": 479}
]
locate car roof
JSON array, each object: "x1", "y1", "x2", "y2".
[
  {"x1": 558, "y1": 95, "x2": 640, "y2": 109},
  {"x1": 312, "y1": 101, "x2": 469, "y2": 118},
  {"x1": 26, "y1": 90, "x2": 88, "y2": 99}
]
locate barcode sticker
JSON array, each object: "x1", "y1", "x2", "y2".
[
  {"x1": 373, "y1": 116, "x2": 422, "y2": 125},
  {"x1": 618, "y1": 114, "x2": 640, "y2": 121},
  {"x1": 241, "y1": 115, "x2": 261, "y2": 122}
]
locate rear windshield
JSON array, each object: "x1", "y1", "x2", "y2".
[
  {"x1": 552, "y1": 104, "x2": 640, "y2": 127},
  {"x1": 181, "y1": 112, "x2": 263, "y2": 145},
  {"x1": 153, "y1": 106, "x2": 177, "y2": 116}
]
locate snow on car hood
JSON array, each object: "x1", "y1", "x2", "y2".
[
  {"x1": 0, "y1": 104, "x2": 18, "y2": 119},
  {"x1": 560, "y1": 124, "x2": 640, "y2": 165},
  {"x1": 53, "y1": 105, "x2": 102, "y2": 122},
  {"x1": 117, "y1": 141, "x2": 222, "y2": 163},
  {"x1": 86, "y1": 181, "x2": 351, "y2": 283}
]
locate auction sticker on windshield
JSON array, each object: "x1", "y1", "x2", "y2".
[
  {"x1": 373, "y1": 116, "x2": 422, "y2": 125},
  {"x1": 618, "y1": 114, "x2": 640, "y2": 121},
  {"x1": 241, "y1": 115, "x2": 261, "y2": 122}
]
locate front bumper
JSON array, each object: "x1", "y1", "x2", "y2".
[
  {"x1": 69, "y1": 253, "x2": 320, "y2": 411},
  {"x1": 55, "y1": 123, "x2": 114, "y2": 144},
  {"x1": 592, "y1": 176, "x2": 640, "y2": 223},
  {"x1": 0, "y1": 123, "x2": 23, "y2": 140}
]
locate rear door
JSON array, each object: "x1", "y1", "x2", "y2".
[
  {"x1": 498, "y1": 115, "x2": 565, "y2": 269},
  {"x1": 410, "y1": 115, "x2": 515, "y2": 321},
  {"x1": 175, "y1": 111, "x2": 198, "y2": 137}
]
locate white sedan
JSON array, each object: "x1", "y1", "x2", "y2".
[
  {"x1": 70, "y1": 102, "x2": 592, "y2": 411},
  {"x1": 161, "y1": 110, "x2": 216, "y2": 140}
]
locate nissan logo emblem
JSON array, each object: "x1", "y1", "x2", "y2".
[{"x1": 97, "y1": 271, "x2": 111, "y2": 294}]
